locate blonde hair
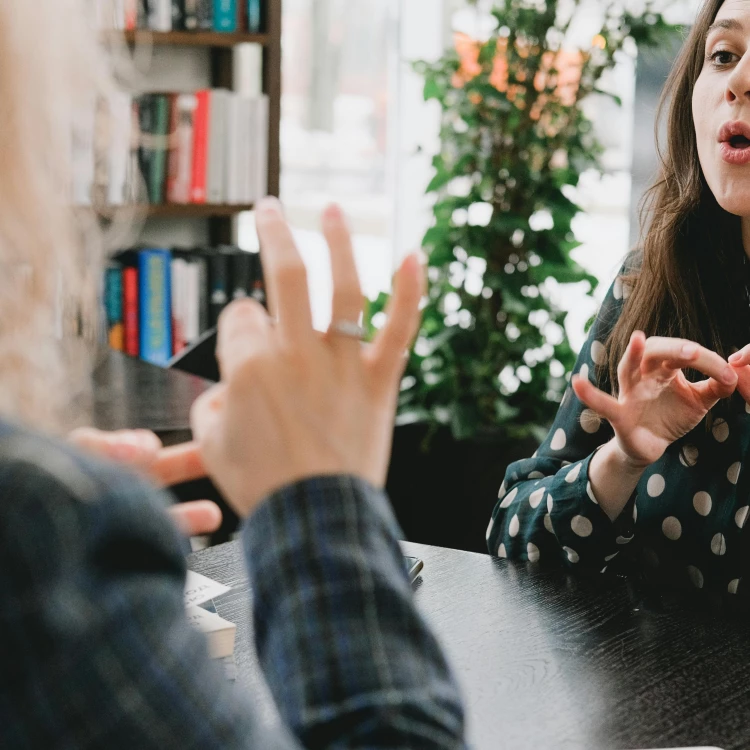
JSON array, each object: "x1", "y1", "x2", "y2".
[{"x1": 0, "y1": 0, "x2": 117, "y2": 432}]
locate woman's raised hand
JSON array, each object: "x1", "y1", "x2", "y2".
[
  {"x1": 190, "y1": 198, "x2": 424, "y2": 518},
  {"x1": 573, "y1": 331, "x2": 738, "y2": 469}
]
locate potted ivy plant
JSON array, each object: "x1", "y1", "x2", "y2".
[{"x1": 369, "y1": 0, "x2": 677, "y2": 552}]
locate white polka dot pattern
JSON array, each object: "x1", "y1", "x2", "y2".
[
  {"x1": 499, "y1": 487, "x2": 518, "y2": 509},
  {"x1": 508, "y1": 515, "x2": 520, "y2": 537},
  {"x1": 544, "y1": 513, "x2": 554, "y2": 533},
  {"x1": 679, "y1": 445, "x2": 699, "y2": 467},
  {"x1": 527, "y1": 543, "x2": 540, "y2": 562},
  {"x1": 564, "y1": 546, "x2": 579, "y2": 563},
  {"x1": 616, "y1": 535, "x2": 633, "y2": 545},
  {"x1": 632, "y1": 504, "x2": 638, "y2": 523},
  {"x1": 529, "y1": 488, "x2": 545, "y2": 509},
  {"x1": 550, "y1": 428, "x2": 567, "y2": 451},
  {"x1": 580, "y1": 409, "x2": 602, "y2": 434},
  {"x1": 662, "y1": 516, "x2": 682, "y2": 540},
  {"x1": 528, "y1": 471, "x2": 545, "y2": 479},
  {"x1": 565, "y1": 463, "x2": 582, "y2": 483},
  {"x1": 711, "y1": 533, "x2": 727, "y2": 556},
  {"x1": 735, "y1": 506, "x2": 749, "y2": 529},
  {"x1": 727, "y1": 462, "x2": 741, "y2": 485},
  {"x1": 547, "y1": 494, "x2": 553, "y2": 513},
  {"x1": 693, "y1": 492, "x2": 712, "y2": 517},
  {"x1": 497, "y1": 482, "x2": 506, "y2": 498},
  {"x1": 613, "y1": 277, "x2": 623, "y2": 300},
  {"x1": 590, "y1": 341, "x2": 607, "y2": 366},
  {"x1": 605, "y1": 552, "x2": 619, "y2": 561},
  {"x1": 498, "y1": 543, "x2": 507, "y2": 558},
  {"x1": 687, "y1": 565, "x2": 704, "y2": 589},
  {"x1": 712, "y1": 418, "x2": 729, "y2": 443},
  {"x1": 728, "y1": 579, "x2": 740, "y2": 595},
  {"x1": 485, "y1": 518, "x2": 494, "y2": 541},
  {"x1": 586, "y1": 482, "x2": 598, "y2": 504},
  {"x1": 571, "y1": 515, "x2": 593, "y2": 537},
  {"x1": 646, "y1": 474, "x2": 665, "y2": 497},
  {"x1": 579, "y1": 363, "x2": 590, "y2": 382}
]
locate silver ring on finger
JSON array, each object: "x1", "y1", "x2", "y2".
[{"x1": 329, "y1": 320, "x2": 367, "y2": 340}]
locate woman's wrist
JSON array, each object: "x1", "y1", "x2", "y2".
[{"x1": 589, "y1": 439, "x2": 650, "y2": 520}]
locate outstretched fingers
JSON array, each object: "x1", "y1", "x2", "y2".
[{"x1": 366, "y1": 252, "x2": 425, "y2": 380}]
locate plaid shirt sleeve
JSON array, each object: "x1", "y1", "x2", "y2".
[
  {"x1": 244, "y1": 475, "x2": 466, "y2": 749},
  {"x1": 0, "y1": 428, "x2": 465, "y2": 749}
]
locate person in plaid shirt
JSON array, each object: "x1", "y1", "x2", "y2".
[{"x1": 0, "y1": 1, "x2": 466, "y2": 746}]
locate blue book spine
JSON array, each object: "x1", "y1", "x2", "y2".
[
  {"x1": 138, "y1": 249, "x2": 173, "y2": 366},
  {"x1": 247, "y1": 0, "x2": 261, "y2": 32},
  {"x1": 213, "y1": 0, "x2": 237, "y2": 32}
]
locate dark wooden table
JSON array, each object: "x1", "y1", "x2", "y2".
[
  {"x1": 91, "y1": 350, "x2": 212, "y2": 445},
  {"x1": 189, "y1": 540, "x2": 745, "y2": 750}
]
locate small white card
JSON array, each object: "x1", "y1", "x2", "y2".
[
  {"x1": 184, "y1": 570, "x2": 231, "y2": 608},
  {"x1": 185, "y1": 605, "x2": 232, "y2": 632}
]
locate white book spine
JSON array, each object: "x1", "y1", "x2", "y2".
[
  {"x1": 255, "y1": 95, "x2": 269, "y2": 201},
  {"x1": 239, "y1": 96, "x2": 253, "y2": 204},
  {"x1": 107, "y1": 93, "x2": 132, "y2": 206},
  {"x1": 72, "y1": 101, "x2": 96, "y2": 205},
  {"x1": 225, "y1": 95, "x2": 241, "y2": 205},
  {"x1": 149, "y1": 0, "x2": 173, "y2": 32},
  {"x1": 233, "y1": 44, "x2": 264, "y2": 98},
  {"x1": 207, "y1": 90, "x2": 228, "y2": 205}
]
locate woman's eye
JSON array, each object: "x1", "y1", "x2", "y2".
[{"x1": 710, "y1": 50, "x2": 738, "y2": 67}]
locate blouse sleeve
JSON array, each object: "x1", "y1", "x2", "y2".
[{"x1": 486, "y1": 262, "x2": 637, "y2": 572}]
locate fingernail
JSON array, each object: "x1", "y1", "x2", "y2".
[
  {"x1": 722, "y1": 367, "x2": 738, "y2": 384},
  {"x1": 681, "y1": 344, "x2": 697, "y2": 358},
  {"x1": 258, "y1": 197, "x2": 281, "y2": 216},
  {"x1": 729, "y1": 352, "x2": 742, "y2": 364}
]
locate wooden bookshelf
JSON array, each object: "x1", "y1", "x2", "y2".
[
  {"x1": 113, "y1": 30, "x2": 271, "y2": 48},
  {"x1": 83, "y1": 203, "x2": 255, "y2": 220}
]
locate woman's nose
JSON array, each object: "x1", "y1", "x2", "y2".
[{"x1": 727, "y1": 54, "x2": 750, "y2": 103}]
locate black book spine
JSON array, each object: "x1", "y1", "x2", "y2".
[
  {"x1": 184, "y1": 0, "x2": 198, "y2": 30},
  {"x1": 172, "y1": 0, "x2": 185, "y2": 30},
  {"x1": 197, "y1": 0, "x2": 213, "y2": 30},
  {"x1": 250, "y1": 253, "x2": 266, "y2": 308},
  {"x1": 229, "y1": 248, "x2": 252, "y2": 300},
  {"x1": 138, "y1": 0, "x2": 150, "y2": 29},
  {"x1": 137, "y1": 95, "x2": 157, "y2": 205},
  {"x1": 208, "y1": 251, "x2": 230, "y2": 328}
]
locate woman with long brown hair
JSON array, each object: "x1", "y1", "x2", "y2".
[{"x1": 487, "y1": 0, "x2": 750, "y2": 599}]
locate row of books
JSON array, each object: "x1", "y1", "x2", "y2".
[
  {"x1": 77, "y1": 88, "x2": 268, "y2": 207},
  {"x1": 104, "y1": 246, "x2": 266, "y2": 365},
  {"x1": 97, "y1": 0, "x2": 265, "y2": 33}
]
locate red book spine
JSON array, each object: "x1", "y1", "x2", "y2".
[
  {"x1": 124, "y1": 0, "x2": 137, "y2": 30},
  {"x1": 123, "y1": 266, "x2": 139, "y2": 357},
  {"x1": 190, "y1": 90, "x2": 210, "y2": 204}
]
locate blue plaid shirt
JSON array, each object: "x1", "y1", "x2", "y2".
[{"x1": 0, "y1": 422, "x2": 465, "y2": 748}]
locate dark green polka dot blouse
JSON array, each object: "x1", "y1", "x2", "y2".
[{"x1": 486, "y1": 262, "x2": 750, "y2": 599}]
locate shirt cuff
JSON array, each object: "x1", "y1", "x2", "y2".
[{"x1": 548, "y1": 450, "x2": 636, "y2": 571}]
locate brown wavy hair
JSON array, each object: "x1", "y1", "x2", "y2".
[
  {"x1": 606, "y1": 0, "x2": 750, "y2": 392},
  {"x1": 0, "y1": 1, "x2": 121, "y2": 432}
]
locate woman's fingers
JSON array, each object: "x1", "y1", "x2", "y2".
[
  {"x1": 616, "y1": 330, "x2": 645, "y2": 393},
  {"x1": 69, "y1": 427, "x2": 162, "y2": 468},
  {"x1": 641, "y1": 337, "x2": 736, "y2": 385},
  {"x1": 732, "y1": 365, "x2": 750, "y2": 404},
  {"x1": 323, "y1": 204, "x2": 363, "y2": 347},
  {"x1": 366, "y1": 252, "x2": 425, "y2": 380},
  {"x1": 571, "y1": 375, "x2": 620, "y2": 424},
  {"x1": 255, "y1": 197, "x2": 313, "y2": 342},
  {"x1": 168, "y1": 500, "x2": 223, "y2": 537},
  {"x1": 729, "y1": 344, "x2": 750, "y2": 367},
  {"x1": 150, "y1": 442, "x2": 207, "y2": 488},
  {"x1": 692, "y1": 376, "x2": 739, "y2": 407}
]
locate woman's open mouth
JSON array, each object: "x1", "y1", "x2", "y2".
[{"x1": 719, "y1": 122, "x2": 750, "y2": 164}]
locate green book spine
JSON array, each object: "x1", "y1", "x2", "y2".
[{"x1": 150, "y1": 95, "x2": 170, "y2": 205}]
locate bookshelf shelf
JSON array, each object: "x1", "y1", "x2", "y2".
[
  {"x1": 113, "y1": 30, "x2": 271, "y2": 48},
  {"x1": 142, "y1": 203, "x2": 255, "y2": 218}
]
